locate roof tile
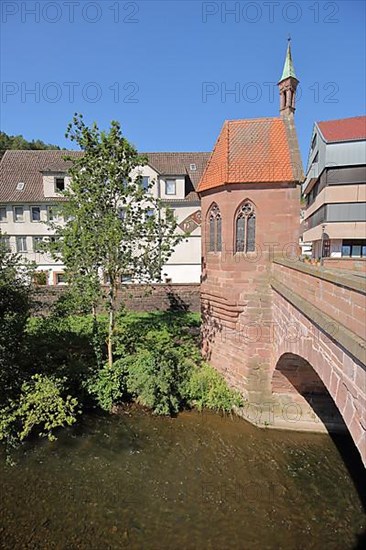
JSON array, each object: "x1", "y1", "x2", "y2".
[
  {"x1": 317, "y1": 116, "x2": 366, "y2": 143},
  {"x1": 0, "y1": 150, "x2": 210, "y2": 202},
  {"x1": 197, "y1": 117, "x2": 301, "y2": 192}
]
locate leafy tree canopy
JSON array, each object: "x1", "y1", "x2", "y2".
[{"x1": 0, "y1": 131, "x2": 61, "y2": 158}]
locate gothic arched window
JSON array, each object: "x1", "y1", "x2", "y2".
[
  {"x1": 235, "y1": 201, "x2": 256, "y2": 253},
  {"x1": 208, "y1": 203, "x2": 222, "y2": 253}
]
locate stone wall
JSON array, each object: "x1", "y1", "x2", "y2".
[
  {"x1": 272, "y1": 258, "x2": 366, "y2": 340},
  {"x1": 323, "y1": 257, "x2": 366, "y2": 273},
  {"x1": 200, "y1": 182, "x2": 301, "y2": 401},
  {"x1": 34, "y1": 284, "x2": 201, "y2": 314}
]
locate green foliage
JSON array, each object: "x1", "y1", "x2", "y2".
[
  {"x1": 125, "y1": 344, "x2": 193, "y2": 416},
  {"x1": 46, "y1": 113, "x2": 182, "y2": 366},
  {"x1": 0, "y1": 305, "x2": 243, "y2": 454},
  {"x1": 0, "y1": 375, "x2": 78, "y2": 444},
  {"x1": 186, "y1": 363, "x2": 243, "y2": 412},
  {"x1": 33, "y1": 270, "x2": 48, "y2": 285},
  {"x1": 0, "y1": 231, "x2": 34, "y2": 406},
  {"x1": 24, "y1": 315, "x2": 107, "y2": 397},
  {"x1": 0, "y1": 131, "x2": 60, "y2": 157},
  {"x1": 85, "y1": 361, "x2": 128, "y2": 412}
]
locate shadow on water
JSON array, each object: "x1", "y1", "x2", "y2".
[
  {"x1": 274, "y1": 353, "x2": 366, "y2": 518},
  {"x1": 331, "y1": 432, "x2": 366, "y2": 508}
]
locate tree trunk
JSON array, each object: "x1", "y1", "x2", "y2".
[
  {"x1": 92, "y1": 304, "x2": 103, "y2": 369},
  {"x1": 107, "y1": 280, "x2": 115, "y2": 368}
]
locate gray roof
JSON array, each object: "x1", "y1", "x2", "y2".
[{"x1": 0, "y1": 150, "x2": 210, "y2": 202}]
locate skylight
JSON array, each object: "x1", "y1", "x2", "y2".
[{"x1": 16, "y1": 182, "x2": 25, "y2": 191}]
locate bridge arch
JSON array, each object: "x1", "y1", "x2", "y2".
[
  {"x1": 271, "y1": 280, "x2": 366, "y2": 466},
  {"x1": 272, "y1": 352, "x2": 347, "y2": 433}
]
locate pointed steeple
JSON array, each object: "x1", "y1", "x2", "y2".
[
  {"x1": 278, "y1": 37, "x2": 299, "y2": 117},
  {"x1": 279, "y1": 38, "x2": 298, "y2": 82}
]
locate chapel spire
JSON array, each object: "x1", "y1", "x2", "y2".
[{"x1": 278, "y1": 37, "x2": 299, "y2": 117}]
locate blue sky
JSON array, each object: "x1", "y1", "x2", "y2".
[{"x1": 1, "y1": 0, "x2": 365, "y2": 164}]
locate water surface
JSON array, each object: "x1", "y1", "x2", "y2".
[{"x1": 0, "y1": 409, "x2": 365, "y2": 549}]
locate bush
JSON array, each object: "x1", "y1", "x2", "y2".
[
  {"x1": 0, "y1": 374, "x2": 79, "y2": 445},
  {"x1": 85, "y1": 361, "x2": 128, "y2": 412},
  {"x1": 126, "y1": 344, "x2": 193, "y2": 415},
  {"x1": 186, "y1": 363, "x2": 243, "y2": 413}
]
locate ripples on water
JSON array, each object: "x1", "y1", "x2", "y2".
[{"x1": 0, "y1": 409, "x2": 365, "y2": 549}]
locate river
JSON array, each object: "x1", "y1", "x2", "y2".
[{"x1": 0, "y1": 408, "x2": 365, "y2": 549}]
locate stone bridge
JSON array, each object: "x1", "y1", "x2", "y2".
[{"x1": 202, "y1": 258, "x2": 366, "y2": 467}]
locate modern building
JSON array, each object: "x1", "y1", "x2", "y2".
[
  {"x1": 0, "y1": 150, "x2": 209, "y2": 284},
  {"x1": 302, "y1": 116, "x2": 366, "y2": 270}
]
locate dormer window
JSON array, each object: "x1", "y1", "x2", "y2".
[
  {"x1": 55, "y1": 177, "x2": 65, "y2": 192},
  {"x1": 166, "y1": 179, "x2": 176, "y2": 195}
]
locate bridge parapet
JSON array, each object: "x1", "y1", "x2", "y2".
[{"x1": 272, "y1": 258, "x2": 366, "y2": 342}]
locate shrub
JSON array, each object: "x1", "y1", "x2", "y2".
[
  {"x1": 85, "y1": 361, "x2": 128, "y2": 412},
  {"x1": 186, "y1": 363, "x2": 243, "y2": 413},
  {"x1": 0, "y1": 374, "x2": 79, "y2": 445},
  {"x1": 126, "y1": 345, "x2": 193, "y2": 415}
]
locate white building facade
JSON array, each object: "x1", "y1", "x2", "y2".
[{"x1": 0, "y1": 150, "x2": 210, "y2": 284}]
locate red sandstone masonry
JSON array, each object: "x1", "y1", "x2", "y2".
[
  {"x1": 34, "y1": 284, "x2": 201, "y2": 314},
  {"x1": 272, "y1": 291, "x2": 366, "y2": 466},
  {"x1": 271, "y1": 261, "x2": 366, "y2": 340}
]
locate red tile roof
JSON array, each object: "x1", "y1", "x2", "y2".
[
  {"x1": 197, "y1": 117, "x2": 302, "y2": 192},
  {"x1": 317, "y1": 116, "x2": 366, "y2": 143}
]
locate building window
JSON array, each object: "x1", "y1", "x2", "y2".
[
  {"x1": 33, "y1": 236, "x2": 44, "y2": 252},
  {"x1": 55, "y1": 177, "x2": 65, "y2": 192},
  {"x1": 322, "y1": 239, "x2": 330, "y2": 258},
  {"x1": 235, "y1": 201, "x2": 256, "y2": 253},
  {"x1": 14, "y1": 206, "x2": 24, "y2": 222},
  {"x1": 55, "y1": 272, "x2": 67, "y2": 285},
  {"x1": 16, "y1": 236, "x2": 27, "y2": 253},
  {"x1": 190, "y1": 163, "x2": 197, "y2": 171},
  {"x1": 31, "y1": 206, "x2": 41, "y2": 222},
  {"x1": 1, "y1": 235, "x2": 11, "y2": 251},
  {"x1": 0, "y1": 206, "x2": 7, "y2": 222},
  {"x1": 208, "y1": 203, "x2": 222, "y2": 253},
  {"x1": 141, "y1": 176, "x2": 150, "y2": 191},
  {"x1": 165, "y1": 179, "x2": 176, "y2": 195},
  {"x1": 313, "y1": 151, "x2": 319, "y2": 163},
  {"x1": 341, "y1": 240, "x2": 366, "y2": 258},
  {"x1": 120, "y1": 273, "x2": 133, "y2": 283},
  {"x1": 311, "y1": 134, "x2": 317, "y2": 152}
]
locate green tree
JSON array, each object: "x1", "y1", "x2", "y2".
[
  {"x1": 48, "y1": 114, "x2": 181, "y2": 367},
  {"x1": 0, "y1": 230, "x2": 34, "y2": 406},
  {"x1": 0, "y1": 131, "x2": 60, "y2": 158}
]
